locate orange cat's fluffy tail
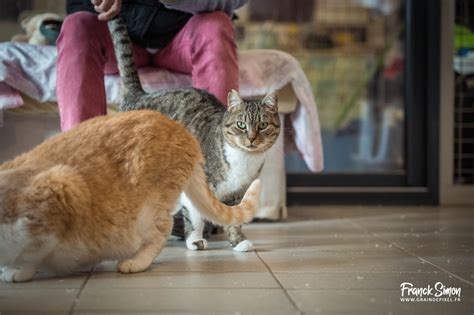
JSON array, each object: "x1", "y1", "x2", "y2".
[{"x1": 183, "y1": 163, "x2": 261, "y2": 226}]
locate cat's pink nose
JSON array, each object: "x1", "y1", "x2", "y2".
[{"x1": 247, "y1": 131, "x2": 257, "y2": 143}]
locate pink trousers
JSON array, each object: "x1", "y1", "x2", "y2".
[{"x1": 56, "y1": 11, "x2": 238, "y2": 131}]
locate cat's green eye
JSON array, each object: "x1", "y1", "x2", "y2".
[
  {"x1": 236, "y1": 121, "x2": 247, "y2": 130},
  {"x1": 259, "y1": 122, "x2": 268, "y2": 130}
]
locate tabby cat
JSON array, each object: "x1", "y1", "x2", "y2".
[
  {"x1": 108, "y1": 18, "x2": 280, "y2": 252},
  {"x1": 0, "y1": 110, "x2": 261, "y2": 282}
]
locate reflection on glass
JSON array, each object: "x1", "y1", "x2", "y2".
[{"x1": 235, "y1": 0, "x2": 405, "y2": 174}]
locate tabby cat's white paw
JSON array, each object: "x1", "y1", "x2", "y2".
[
  {"x1": 1, "y1": 267, "x2": 35, "y2": 282},
  {"x1": 186, "y1": 237, "x2": 208, "y2": 251},
  {"x1": 233, "y1": 240, "x2": 254, "y2": 252}
]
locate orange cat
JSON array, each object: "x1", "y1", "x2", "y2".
[{"x1": 0, "y1": 110, "x2": 261, "y2": 282}]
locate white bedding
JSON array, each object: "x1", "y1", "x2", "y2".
[{"x1": 0, "y1": 42, "x2": 323, "y2": 172}]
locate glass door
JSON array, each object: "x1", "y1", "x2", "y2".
[{"x1": 235, "y1": 0, "x2": 440, "y2": 204}]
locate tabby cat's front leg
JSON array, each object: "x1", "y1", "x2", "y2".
[
  {"x1": 225, "y1": 225, "x2": 254, "y2": 252},
  {"x1": 220, "y1": 194, "x2": 255, "y2": 252},
  {"x1": 183, "y1": 199, "x2": 254, "y2": 252}
]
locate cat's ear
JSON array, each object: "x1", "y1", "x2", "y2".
[
  {"x1": 262, "y1": 90, "x2": 278, "y2": 113},
  {"x1": 227, "y1": 89, "x2": 243, "y2": 112}
]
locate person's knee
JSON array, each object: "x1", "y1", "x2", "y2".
[
  {"x1": 192, "y1": 11, "x2": 235, "y2": 44},
  {"x1": 59, "y1": 12, "x2": 103, "y2": 43}
]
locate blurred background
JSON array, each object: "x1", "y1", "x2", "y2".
[
  {"x1": 0, "y1": 0, "x2": 406, "y2": 175},
  {"x1": 234, "y1": 0, "x2": 405, "y2": 175},
  {"x1": 0, "y1": 0, "x2": 471, "y2": 204}
]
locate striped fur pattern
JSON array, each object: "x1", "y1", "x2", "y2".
[
  {"x1": 108, "y1": 18, "x2": 280, "y2": 251},
  {"x1": 0, "y1": 110, "x2": 261, "y2": 282}
]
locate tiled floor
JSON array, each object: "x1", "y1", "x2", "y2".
[{"x1": 0, "y1": 206, "x2": 472, "y2": 314}]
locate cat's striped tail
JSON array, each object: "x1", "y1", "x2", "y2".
[
  {"x1": 107, "y1": 17, "x2": 144, "y2": 96},
  {"x1": 184, "y1": 163, "x2": 261, "y2": 226}
]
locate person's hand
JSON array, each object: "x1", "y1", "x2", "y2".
[{"x1": 91, "y1": 0, "x2": 122, "y2": 21}]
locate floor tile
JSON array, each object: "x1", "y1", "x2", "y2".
[
  {"x1": 288, "y1": 205, "x2": 411, "y2": 221},
  {"x1": 94, "y1": 247, "x2": 267, "y2": 273},
  {"x1": 416, "y1": 254, "x2": 474, "y2": 274},
  {"x1": 275, "y1": 271, "x2": 474, "y2": 290},
  {"x1": 449, "y1": 272, "x2": 474, "y2": 286},
  {"x1": 244, "y1": 221, "x2": 395, "y2": 252},
  {"x1": 347, "y1": 208, "x2": 473, "y2": 238},
  {"x1": 2, "y1": 205, "x2": 472, "y2": 314},
  {"x1": 75, "y1": 288, "x2": 298, "y2": 314},
  {"x1": 0, "y1": 289, "x2": 78, "y2": 313},
  {"x1": 74, "y1": 313, "x2": 225, "y2": 315},
  {"x1": 249, "y1": 234, "x2": 395, "y2": 252},
  {"x1": 0, "y1": 273, "x2": 87, "y2": 290},
  {"x1": 244, "y1": 219, "x2": 359, "y2": 237},
  {"x1": 257, "y1": 249, "x2": 438, "y2": 273},
  {"x1": 370, "y1": 234, "x2": 473, "y2": 253},
  {"x1": 87, "y1": 271, "x2": 279, "y2": 289},
  {"x1": 288, "y1": 289, "x2": 473, "y2": 314}
]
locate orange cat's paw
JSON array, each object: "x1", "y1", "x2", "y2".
[
  {"x1": 117, "y1": 259, "x2": 150, "y2": 274},
  {"x1": 1, "y1": 267, "x2": 35, "y2": 283}
]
